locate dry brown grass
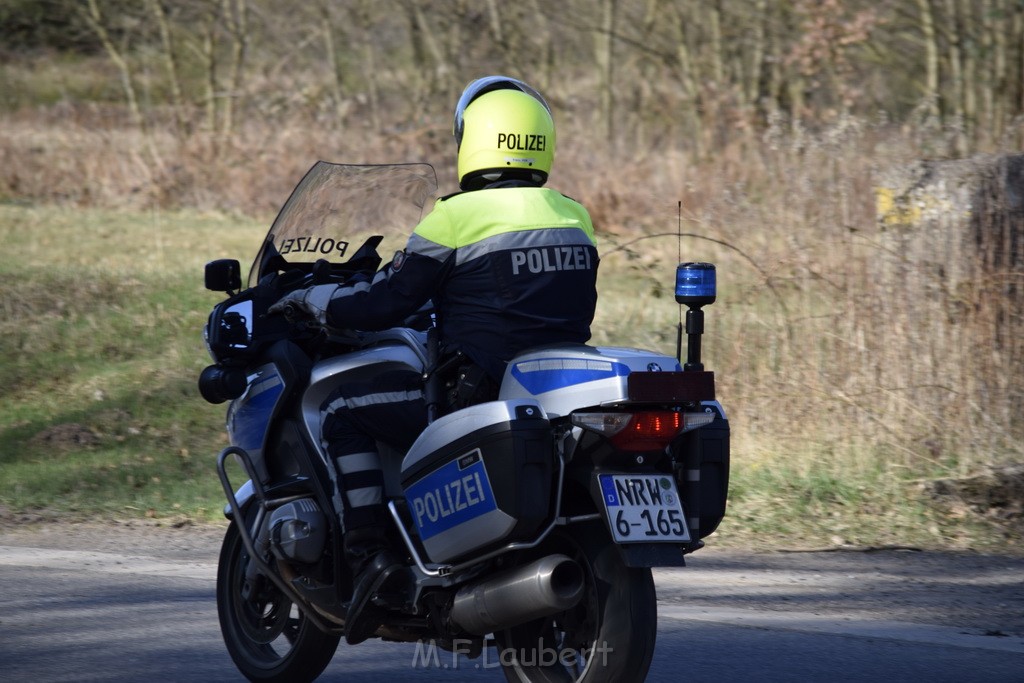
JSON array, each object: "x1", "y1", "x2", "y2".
[{"x1": 3, "y1": 102, "x2": 1021, "y2": 546}]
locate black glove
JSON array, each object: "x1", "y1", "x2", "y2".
[{"x1": 267, "y1": 285, "x2": 338, "y2": 326}]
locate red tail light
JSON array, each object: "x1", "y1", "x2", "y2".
[
  {"x1": 610, "y1": 411, "x2": 683, "y2": 451},
  {"x1": 572, "y1": 410, "x2": 706, "y2": 452}
]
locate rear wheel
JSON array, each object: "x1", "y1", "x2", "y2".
[
  {"x1": 217, "y1": 520, "x2": 341, "y2": 683},
  {"x1": 495, "y1": 521, "x2": 657, "y2": 683}
]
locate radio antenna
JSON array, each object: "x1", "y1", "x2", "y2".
[
  {"x1": 676, "y1": 201, "x2": 683, "y2": 363},
  {"x1": 677, "y1": 200, "x2": 682, "y2": 263}
]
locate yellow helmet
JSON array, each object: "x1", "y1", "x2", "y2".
[{"x1": 453, "y1": 76, "x2": 555, "y2": 190}]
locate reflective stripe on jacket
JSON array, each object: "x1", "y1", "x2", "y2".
[{"x1": 325, "y1": 185, "x2": 599, "y2": 379}]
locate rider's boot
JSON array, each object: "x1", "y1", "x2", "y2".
[{"x1": 342, "y1": 523, "x2": 405, "y2": 645}]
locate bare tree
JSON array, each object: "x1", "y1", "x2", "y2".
[
  {"x1": 145, "y1": 0, "x2": 187, "y2": 134},
  {"x1": 400, "y1": 0, "x2": 451, "y2": 106},
  {"x1": 917, "y1": 0, "x2": 941, "y2": 120},
  {"x1": 595, "y1": 0, "x2": 618, "y2": 141},
  {"x1": 50, "y1": 0, "x2": 1024, "y2": 153},
  {"x1": 745, "y1": 0, "x2": 768, "y2": 109},
  {"x1": 220, "y1": 0, "x2": 249, "y2": 138},
  {"x1": 960, "y1": 0, "x2": 978, "y2": 138},
  {"x1": 317, "y1": 0, "x2": 347, "y2": 127},
  {"x1": 353, "y1": 0, "x2": 382, "y2": 132},
  {"x1": 192, "y1": 1, "x2": 220, "y2": 135},
  {"x1": 81, "y1": 0, "x2": 143, "y2": 129},
  {"x1": 668, "y1": 0, "x2": 704, "y2": 153},
  {"x1": 708, "y1": 0, "x2": 724, "y2": 87},
  {"x1": 943, "y1": 0, "x2": 969, "y2": 154}
]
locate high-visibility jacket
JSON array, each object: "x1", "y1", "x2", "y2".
[{"x1": 324, "y1": 183, "x2": 599, "y2": 380}]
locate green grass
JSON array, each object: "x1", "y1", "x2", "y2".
[
  {"x1": 719, "y1": 449, "x2": 1008, "y2": 552},
  {"x1": 0, "y1": 204, "x2": 260, "y2": 521}
]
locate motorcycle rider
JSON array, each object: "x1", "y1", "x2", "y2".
[{"x1": 269, "y1": 75, "x2": 599, "y2": 644}]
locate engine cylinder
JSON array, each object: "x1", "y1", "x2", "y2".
[{"x1": 268, "y1": 498, "x2": 327, "y2": 564}]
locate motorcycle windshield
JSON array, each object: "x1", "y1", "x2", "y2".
[{"x1": 248, "y1": 162, "x2": 439, "y2": 287}]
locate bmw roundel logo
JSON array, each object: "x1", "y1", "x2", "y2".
[{"x1": 647, "y1": 363, "x2": 663, "y2": 372}]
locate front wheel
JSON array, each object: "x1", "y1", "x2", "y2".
[
  {"x1": 495, "y1": 521, "x2": 657, "y2": 683},
  {"x1": 217, "y1": 519, "x2": 341, "y2": 683}
]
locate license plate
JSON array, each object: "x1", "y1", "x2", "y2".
[{"x1": 599, "y1": 474, "x2": 691, "y2": 543}]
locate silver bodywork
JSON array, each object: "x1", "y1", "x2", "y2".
[
  {"x1": 400, "y1": 400, "x2": 547, "y2": 563},
  {"x1": 402, "y1": 399, "x2": 546, "y2": 463},
  {"x1": 228, "y1": 338, "x2": 691, "y2": 561},
  {"x1": 499, "y1": 345, "x2": 682, "y2": 417}
]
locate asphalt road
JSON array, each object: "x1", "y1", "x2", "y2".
[{"x1": 1, "y1": 523, "x2": 1022, "y2": 682}]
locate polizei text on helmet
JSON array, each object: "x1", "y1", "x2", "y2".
[{"x1": 497, "y1": 133, "x2": 547, "y2": 151}]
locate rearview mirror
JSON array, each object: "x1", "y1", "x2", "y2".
[{"x1": 205, "y1": 259, "x2": 242, "y2": 292}]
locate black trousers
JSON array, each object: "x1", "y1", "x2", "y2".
[{"x1": 319, "y1": 367, "x2": 428, "y2": 533}]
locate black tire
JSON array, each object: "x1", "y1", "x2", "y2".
[
  {"x1": 495, "y1": 521, "x2": 657, "y2": 683},
  {"x1": 217, "y1": 520, "x2": 341, "y2": 683}
]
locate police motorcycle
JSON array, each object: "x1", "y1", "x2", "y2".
[{"x1": 199, "y1": 162, "x2": 729, "y2": 683}]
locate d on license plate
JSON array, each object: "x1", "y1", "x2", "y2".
[{"x1": 599, "y1": 474, "x2": 691, "y2": 543}]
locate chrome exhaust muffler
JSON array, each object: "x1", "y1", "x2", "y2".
[{"x1": 450, "y1": 554, "x2": 585, "y2": 635}]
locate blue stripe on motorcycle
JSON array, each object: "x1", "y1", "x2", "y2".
[
  {"x1": 229, "y1": 373, "x2": 284, "y2": 451},
  {"x1": 404, "y1": 451, "x2": 497, "y2": 541},
  {"x1": 510, "y1": 358, "x2": 630, "y2": 395}
]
